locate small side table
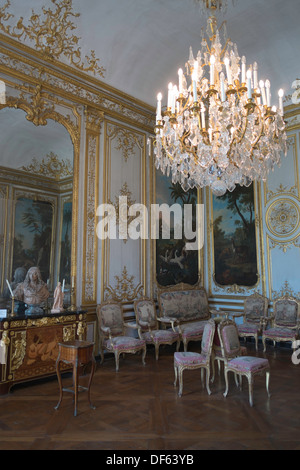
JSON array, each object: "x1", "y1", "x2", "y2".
[{"x1": 55, "y1": 340, "x2": 96, "y2": 417}]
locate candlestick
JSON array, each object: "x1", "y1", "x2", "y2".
[
  {"x1": 167, "y1": 82, "x2": 173, "y2": 109},
  {"x1": 253, "y1": 62, "x2": 258, "y2": 90},
  {"x1": 224, "y1": 57, "x2": 232, "y2": 86},
  {"x1": 247, "y1": 69, "x2": 252, "y2": 99},
  {"x1": 241, "y1": 56, "x2": 246, "y2": 84},
  {"x1": 278, "y1": 89, "x2": 284, "y2": 114},
  {"x1": 260, "y1": 80, "x2": 267, "y2": 106},
  {"x1": 178, "y1": 68, "x2": 183, "y2": 94},
  {"x1": 172, "y1": 85, "x2": 177, "y2": 114},
  {"x1": 201, "y1": 105, "x2": 206, "y2": 129},
  {"x1": 6, "y1": 280, "x2": 13, "y2": 298},
  {"x1": 192, "y1": 71, "x2": 197, "y2": 102},
  {"x1": 220, "y1": 72, "x2": 226, "y2": 102},
  {"x1": 72, "y1": 276, "x2": 75, "y2": 288},
  {"x1": 265, "y1": 80, "x2": 271, "y2": 107},
  {"x1": 156, "y1": 92, "x2": 162, "y2": 122}
]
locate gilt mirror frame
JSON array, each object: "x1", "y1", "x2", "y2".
[{"x1": 0, "y1": 82, "x2": 81, "y2": 301}]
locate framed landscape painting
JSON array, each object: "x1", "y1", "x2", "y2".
[
  {"x1": 213, "y1": 184, "x2": 258, "y2": 287},
  {"x1": 155, "y1": 170, "x2": 199, "y2": 287},
  {"x1": 12, "y1": 196, "x2": 54, "y2": 282}
]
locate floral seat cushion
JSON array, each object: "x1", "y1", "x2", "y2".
[
  {"x1": 238, "y1": 323, "x2": 260, "y2": 334},
  {"x1": 176, "y1": 321, "x2": 207, "y2": 338},
  {"x1": 228, "y1": 356, "x2": 269, "y2": 373},
  {"x1": 142, "y1": 329, "x2": 178, "y2": 344},
  {"x1": 263, "y1": 327, "x2": 297, "y2": 339},
  {"x1": 174, "y1": 351, "x2": 206, "y2": 366},
  {"x1": 104, "y1": 336, "x2": 145, "y2": 352}
]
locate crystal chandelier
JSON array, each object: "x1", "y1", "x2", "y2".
[{"x1": 154, "y1": 0, "x2": 287, "y2": 196}]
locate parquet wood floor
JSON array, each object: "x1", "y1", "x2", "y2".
[{"x1": 0, "y1": 340, "x2": 299, "y2": 451}]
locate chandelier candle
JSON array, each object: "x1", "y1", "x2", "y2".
[{"x1": 154, "y1": 3, "x2": 287, "y2": 196}]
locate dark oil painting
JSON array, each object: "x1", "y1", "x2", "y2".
[
  {"x1": 213, "y1": 184, "x2": 258, "y2": 287},
  {"x1": 155, "y1": 170, "x2": 199, "y2": 287}
]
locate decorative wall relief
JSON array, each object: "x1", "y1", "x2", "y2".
[
  {"x1": 82, "y1": 109, "x2": 103, "y2": 305},
  {"x1": 104, "y1": 266, "x2": 143, "y2": 302},
  {"x1": 266, "y1": 198, "x2": 300, "y2": 238},
  {"x1": 0, "y1": 0, "x2": 105, "y2": 78}
]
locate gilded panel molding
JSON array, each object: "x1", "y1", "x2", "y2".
[
  {"x1": 102, "y1": 120, "x2": 147, "y2": 302},
  {"x1": 82, "y1": 108, "x2": 103, "y2": 305},
  {"x1": 264, "y1": 135, "x2": 299, "y2": 204}
]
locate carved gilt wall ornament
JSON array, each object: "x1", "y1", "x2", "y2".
[
  {"x1": 0, "y1": 0, "x2": 105, "y2": 78},
  {"x1": 272, "y1": 280, "x2": 300, "y2": 301},
  {"x1": 107, "y1": 125, "x2": 144, "y2": 162},
  {"x1": 266, "y1": 198, "x2": 300, "y2": 238},
  {"x1": 108, "y1": 182, "x2": 136, "y2": 243},
  {"x1": 20, "y1": 151, "x2": 73, "y2": 180},
  {"x1": 104, "y1": 266, "x2": 144, "y2": 302}
]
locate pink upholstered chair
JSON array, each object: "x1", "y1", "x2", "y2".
[
  {"x1": 96, "y1": 301, "x2": 146, "y2": 371},
  {"x1": 134, "y1": 298, "x2": 180, "y2": 360},
  {"x1": 262, "y1": 294, "x2": 300, "y2": 352},
  {"x1": 235, "y1": 292, "x2": 269, "y2": 350},
  {"x1": 218, "y1": 319, "x2": 270, "y2": 407},
  {"x1": 174, "y1": 319, "x2": 215, "y2": 397}
]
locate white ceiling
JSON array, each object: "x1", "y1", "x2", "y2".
[{"x1": 4, "y1": 0, "x2": 300, "y2": 107}]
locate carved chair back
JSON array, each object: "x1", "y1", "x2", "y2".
[
  {"x1": 273, "y1": 296, "x2": 299, "y2": 329},
  {"x1": 134, "y1": 299, "x2": 158, "y2": 331},
  {"x1": 244, "y1": 292, "x2": 268, "y2": 323},
  {"x1": 201, "y1": 319, "x2": 215, "y2": 358},
  {"x1": 97, "y1": 301, "x2": 125, "y2": 338},
  {"x1": 218, "y1": 319, "x2": 242, "y2": 362}
]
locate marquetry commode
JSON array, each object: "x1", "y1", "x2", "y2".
[{"x1": 0, "y1": 310, "x2": 87, "y2": 395}]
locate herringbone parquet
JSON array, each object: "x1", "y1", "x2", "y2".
[{"x1": 0, "y1": 340, "x2": 299, "y2": 450}]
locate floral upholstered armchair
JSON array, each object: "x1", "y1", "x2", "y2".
[
  {"x1": 235, "y1": 292, "x2": 269, "y2": 350},
  {"x1": 134, "y1": 298, "x2": 180, "y2": 360},
  {"x1": 262, "y1": 294, "x2": 300, "y2": 352},
  {"x1": 157, "y1": 283, "x2": 219, "y2": 351},
  {"x1": 96, "y1": 301, "x2": 146, "y2": 371},
  {"x1": 218, "y1": 319, "x2": 270, "y2": 407}
]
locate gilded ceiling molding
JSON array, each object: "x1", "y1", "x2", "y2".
[
  {"x1": 0, "y1": 46, "x2": 154, "y2": 132},
  {"x1": 0, "y1": 0, "x2": 105, "y2": 78},
  {"x1": 104, "y1": 266, "x2": 144, "y2": 302}
]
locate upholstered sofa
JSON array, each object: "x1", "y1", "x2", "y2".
[{"x1": 157, "y1": 283, "x2": 219, "y2": 351}]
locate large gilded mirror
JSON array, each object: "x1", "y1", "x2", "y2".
[{"x1": 0, "y1": 105, "x2": 75, "y2": 309}]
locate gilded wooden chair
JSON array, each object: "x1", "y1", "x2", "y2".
[
  {"x1": 134, "y1": 298, "x2": 180, "y2": 360},
  {"x1": 174, "y1": 319, "x2": 215, "y2": 397},
  {"x1": 235, "y1": 292, "x2": 269, "y2": 350},
  {"x1": 218, "y1": 319, "x2": 270, "y2": 407},
  {"x1": 262, "y1": 294, "x2": 300, "y2": 352},
  {"x1": 96, "y1": 301, "x2": 146, "y2": 371}
]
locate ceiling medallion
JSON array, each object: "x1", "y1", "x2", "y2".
[
  {"x1": 154, "y1": 0, "x2": 287, "y2": 196},
  {"x1": 0, "y1": 0, "x2": 105, "y2": 78}
]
